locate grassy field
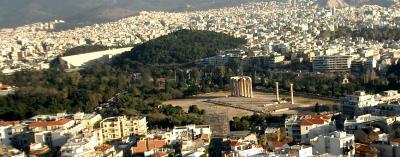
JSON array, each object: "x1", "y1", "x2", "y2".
[{"x1": 163, "y1": 91, "x2": 339, "y2": 119}]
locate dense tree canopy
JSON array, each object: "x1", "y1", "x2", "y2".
[
  {"x1": 113, "y1": 29, "x2": 246, "y2": 66},
  {"x1": 0, "y1": 63, "x2": 128, "y2": 120}
]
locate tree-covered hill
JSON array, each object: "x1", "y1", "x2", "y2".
[{"x1": 112, "y1": 29, "x2": 246, "y2": 66}]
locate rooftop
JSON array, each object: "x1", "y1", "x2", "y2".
[
  {"x1": 0, "y1": 121, "x2": 20, "y2": 126},
  {"x1": 132, "y1": 139, "x2": 166, "y2": 154},
  {"x1": 300, "y1": 115, "x2": 331, "y2": 126},
  {"x1": 29, "y1": 119, "x2": 71, "y2": 127},
  {"x1": 95, "y1": 144, "x2": 113, "y2": 152}
]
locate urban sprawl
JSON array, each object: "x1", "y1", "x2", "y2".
[{"x1": 2, "y1": 0, "x2": 400, "y2": 157}]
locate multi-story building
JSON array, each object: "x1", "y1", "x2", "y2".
[
  {"x1": 312, "y1": 55, "x2": 352, "y2": 72},
  {"x1": 262, "y1": 53, "x2": 285, "y2": 68},
  {"x1": 196, "y1": 54, "x2": 230, "y2": 66},
  {"x1": 341, "y1": 91, "x2": 379, "y2": 119},
  {"x1": 285, "y1": 116, "x2": 302, "y2": 144},
  {"x1": 172, "y1": 124, "x2": 211, "y2": 153},
  {"x1": 100, "y1": 116, "x2": 147, "y2": 142},
  {"x1": 73, "y1": 112, "x2": 102, "y2": 132},
  {"x1": 282, "y1": 145, "x2": 313, "y2": 157},
  {"x1": 377, "y1": 90, "x2": 400, "y2": 103},
  {"x1": 60, "y1": 133, "x2": 99, "y2": 157},
  {"x1": 0, "y1": 125, "x2": 13, "y2": 146},
  {"x1": 343, "y1": 114, "x2": 387, "y2": 134},
  {"x1": 285, "y1": 115, "x2": 333, "y2": 144},
  {"x1": 196, "y1": 53, "x2": 246, "y2": 67},
  {"x1": 311, "y1": 131, "x2": 355, "y2": 156},
  {"x1": 172, "y1": 124, "x2": 211, "y2": 142}
]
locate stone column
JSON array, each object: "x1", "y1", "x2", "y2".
[
  {"x1": 275, "y1": 82, "x2": 280, "y2": 103},
  {"x1": 249, "y1": 79, "x2": 253, "y2": 97},
  {"x1": 233, "y1": 79, "x2": 238, "y2": 96},
  {"x1": 290, "y1": 83, "x2": 294, "y2": 104},
  {"x1": 230, "y1": 79, "x2": 234, "y2": 96},
  {"x1": 238, "y1": 79, "x2": 243, "y2": 96},
  {"x1": 246, "y1": 79, "x2": 250, "y2": 97}
]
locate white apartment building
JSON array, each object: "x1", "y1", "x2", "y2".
[
  {"x1": 60, "y1": 133, "x2": 99, "y2": 157},
  {"x1": 283, "y1": 145, "x2": 313, "y2": 157},
  {"x1": 0, "y1": 125, "x2": 13, "y2": 146},
  {"x1": 343, "y1": 114, "x2": 387, "y2": 134},
  {"x1": 100, "y1": 116, "x2": 147, "y2": 142},
  {"x1": 285, "y1": 115, "x2": 334, "y2": 144},
  {"x1": 311, "y1": 131, "x2": 355, "y2": 156},
  {"x1": 377, "y1": 90, "x2": 400, "y2": 103},
  {"x1": 73, "y1": 112, "x2": 102, "y2": 132},
  {"x1": 172, "y1": 124, "x2": 211, "y2": 152},
  {"x1": 172, "y1": 124, "x2": 211, "y2": 142},
  {"x1": 341, "y1": 91, "x2": 379, "y2": 119}
]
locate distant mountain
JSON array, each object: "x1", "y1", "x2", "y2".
[
  {"x1": 0, "y1": 0, "x2": 259, "y2": 28},
  {"x1": 318, "y1": 0, "x2": 393, "y2": 8}
]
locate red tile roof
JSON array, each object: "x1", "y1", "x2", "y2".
[
  {"x1": 29, "y1": 119, "x2": 71, "y2": 127},
  {"x1": 300, "y1": 118, "x2": 324, "y2": 125},
  {"x1": 0, "y1": 121, "x2": 20, "y2": 126},
  {"x1": 95, "y1": 144, "x2": 113, "y2": 152},
  {"x1": 269, "y1": 141, "x2": 287, "y2": 149},
  {"x1": 390, "y1": 138, "x2": 400, "y2": 143},
  {"x1": 132, "y1": 140, "x2": 165, "y2": 154},
  {"x1": 300, "y1": 115, "x2": 331, "y2": 126},
  {"x1": 229, "y1": 140, "x2": 241, "y2": 147},
  {"x1": 355, "y1": 144, "x2": 370, "y2": 153}
]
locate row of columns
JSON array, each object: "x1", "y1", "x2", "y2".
[
  {"x1": 275, "y1": 82, "x2": 295, "y2": 104},
  {"x1": 230, "y1": 76, "x2": 253, "y2": 98}
]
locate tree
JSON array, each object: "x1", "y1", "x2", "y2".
[
  {"x1": 226, "y1": 58, "x2": 243, "y2": 75},
  {"x1": 315, "y1": 102, "x2": 320, "y2": 114},
  {"x1": 188, "y1": 105, "x2": 204, "y2": 114}
]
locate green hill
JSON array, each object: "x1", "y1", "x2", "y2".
[{"x1": 113, "y1": 29, "x2": 245, "y2": 66}]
